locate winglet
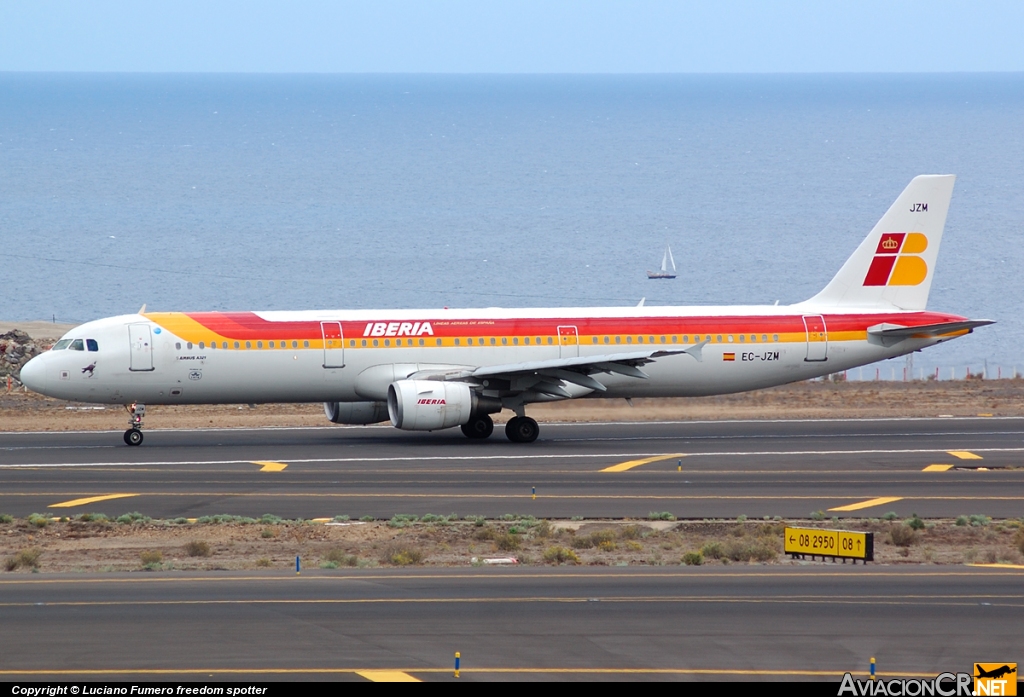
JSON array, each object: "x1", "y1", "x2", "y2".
[{"x1": 138, "y1": 304, "x2": 147, "y2": 315}]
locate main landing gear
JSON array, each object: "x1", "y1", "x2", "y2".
[
  {"x1": 505, "y1": 416, "x2": 540, "y2": 443},
  {"x1": 123, "y1": 403, "x2": 145, "y2": 446},
  {"x1": 461, "y1": 414, "x2": 495, "y2": 439}
]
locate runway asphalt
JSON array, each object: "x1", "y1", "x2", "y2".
[
  {"x1": 0, "y1": 417, "x2": 1022, "y2": 520},
  {"x1": 0, "y1": 565, "x2": 1019, "y2": 681}
]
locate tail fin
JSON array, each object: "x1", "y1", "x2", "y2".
[{"x1": 801, "y1": 175, "x2": 955, "y2": 311}]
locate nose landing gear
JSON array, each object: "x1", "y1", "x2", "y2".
[{"x1": 123, "y1": 403, "x2": 145, "y2": 446}]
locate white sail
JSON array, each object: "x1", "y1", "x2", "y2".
[{"x1": 666, "y1": 245, "x2": 676, "y2": 272}]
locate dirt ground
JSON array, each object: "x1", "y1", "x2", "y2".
[
  {"x1": 3, "y1": 378, "x2": 1024, "y2": 431},
  {"x1": 2, "y1": 515, "x2": 1021, "y2": 573}
]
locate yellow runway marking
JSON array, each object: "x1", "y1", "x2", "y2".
[
  {"x1": 829, "y1": 496, "x2": 903, "y2": 512},
  {"x1": 970, "y1": 563, "x2": 1024, "y2": 570},
  {"x1": 948, "y1": 451, "x2": 983, "y2": 460},
  {"x1": 48, "y1": 493, "x2": 139, "y2": 509},
  {"x1": 601, "y1": 454, "x2": 686, "y2": 472},
  {"x1": 356, "y1": 670, "x2": 421, "y2": 682},
  {"x1": 251, "y1": 461, "x2": 288, "y2": 472},
  {"x1": 922, "y1": 464, "x2": 953, "y2": 472}
]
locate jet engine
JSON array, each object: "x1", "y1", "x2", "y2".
[
  {"x1": 387, "y1": 380, "x2": 499, "y2": 431},
  {"x1": 323, "y1": 401, "x2": 389, "y2": 425}
]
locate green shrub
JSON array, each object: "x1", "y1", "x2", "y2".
[
  {"x1": 464, "y1": 515, "x2": 486, "y2": 526},
  {"x1": 723, "y1": 538, "x2": 778, "y2": 562},
  {"x1": 6, "y1": 548, "x2": 42, "y2": 570},
  {"x1": 648, "y1": 512, "x2": 676, "y2": 521},
  {"x1": 171, "y1": 517, "x2": 189, "y2": 525},
  {"x1": 387, "y1": 514, "x2": 418, "y2": 528},
  {"x1": 324, "y1": 549, "x2": 358, "y2": 567},
  {"x1": 27, "y1": 513, "x2": 50, "y2": 528},
  {"x1": 969, "y1": 514, "x2": 991, "y2": 527},
  {"x1": 139, "y1": 550, "x2": 163, "y2": 566},
  {"x1": 320, "y1": 561, "x2": 338, "y2": 569},
  {"x1": 255, "y1": 558, "x2": 272, "y2": 568},
  {"x1": 889, "y1": 524, "x2": 917, "y2": 547},
  {"x1": 380, "y1": 545, "x2": 424, "y2": 566},
  {"x1": 533, "y1": 520, "x2": 552, "y2": 538},
  {"x1": 955, "y1": 516, "x2": 969, "y2": 526},
  {"x1": 682, "y1": 551, "x2": 703, "y2": 566},
  {"x1": 3, "y1": 557, "x2": 18, "y2": 572},
  {"x1": 700, "y1": 542, "x2": 724, "y2": 560},
  {"x1": 906, "y1": 514, "x2": 925, "y2": 531},
  {"x1": 882, "y1": 512, "x2": 899, "y2": 521},
  {"x1": 184, "y1": 541, "x2": 211, "y2": 558},
  {"x1": 736, "y1": 515, "x2": 747, "y2": 522},
  {"x1": 542, "y1": 547, "x2": 580, "y2": 565},
  {"x1": 261, "y1": 528, "x2": 276, "y2": 539},
  {"x1": 0, "y1": 514, "x2": 13, "y2": 524},
  {"x1": 259, "y1": 514, "x2": 282, "y2": 525},
  {"x1": 619, "y1": 525, "x2": 645, "y2": 540},
  {"x1": 495, "y1": 533, "x2": 521, "y2": 552},
  {"x1": 810, "y1": 510, "x2": 826, "y2": 521},
  {"x1": 117, "y1": 511, "x2": 151, "y2": 525},
  {"x1": 333, "y1": 515, "x2": 350, "y2": 522},
  {"x1": 359, "y1": 515, "x2": 375, "y2": 522}
]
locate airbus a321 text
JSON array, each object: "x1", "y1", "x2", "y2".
[{"x1": 20, "y1": 175, "x2": 992, "y2": 446}]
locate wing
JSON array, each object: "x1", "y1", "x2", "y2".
[{"x1": 410, "y1": 340, "x2": 709, "y2": 400}]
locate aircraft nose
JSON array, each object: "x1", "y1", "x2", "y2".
[{"x1": 18, "y1": 355, "x2": 47, "y2": 394}]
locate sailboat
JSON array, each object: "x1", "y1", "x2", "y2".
[{"x1": 647, "y1": 244, "x2": 677, "y2": 279}]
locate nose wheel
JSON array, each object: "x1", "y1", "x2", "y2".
[
  {"x1": 123, "y1": 403, "x2": 146, "y2": 446},
  {"x1": 505, "y1": 416, "x2": 539, "y2": 443}
]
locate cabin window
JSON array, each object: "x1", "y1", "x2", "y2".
[
  {"x1": 502, "y1": 337, "x2": 508, "y2": 345},
  {"x1": 454, "y1": 339, "x2": 460, "y2": 346},
  {"x1": 773, "y1": 334, "x2": 779, "y2": 342},
  {"x1": 349, "y1": 340, "x2": 355, "y2": 347},
  {"x1": 419, "y1": 339, "x2": 425, "y2": 346},
  {"x1": 527, "y1": 337, "x2": 533, "y2": 345},
  {"x1": 626, "y1": 336, "x2": 633, "y2": 344},
  {"x1": 372, "y1": 339, "x2": 379, "y2": 347},
  {"x1": 660, "y1": 336, "x2": 666, "y2": 343},
  {"x1": 209, "y1": 342, "x2": 215, "y2": 350},
  {"x1": 750, "y1": 335, "x2": 756, "y2": 343},
  {"x1": 547, "y1": 337, "x2": 553, "y2": 345},
  {"x1": 716, "y1": 335, "x2": 722, "y2": 343},
  {"x1": 589, "y1": 337, "x2": 595, "y2": 344},
  {"x1": 488, "y1": 338, "x2": 495, "y2": 345},
  {"x1": 86, "y1": 339, "x2": 99, "y2": 352},
  {"x1": 199, "y1": 342, "x2": 205, "y2": 349},
  {"x1": 739, "y1": 335, "x2": 744, "y2": 343},
  {"x1": 175, "y1": 342, "x2": 182, "y2": 350},
  {"x1": 51, "y1": 339, "x2": 71, "y2": 350},
  {"x1": 603, "y1": 336, "x2": 609, "y2": 344},
  {"x1": 436, "y1": 339, "x2": 442, "y2": 346},
  {"x1": 672, "y1": 336, "x2": 678, "y2": 343},
  {"x1": 761, "y1": 335, "x2": 767, "y2": 343},
  {"x1": 257, "y1": 341, "x2": 263, "y2": 349},
  {"x1": 615, "y1": 336, "x2": 621, "y2": 344},
  {"x1": 361, "y1": 340, "x2": 367, "y2": 347},
  {"x1": 185, "y1": 342, "x2": 192, "y2": 350},
  {"x1": 234, "y1": 342, "x2": 240, "y2": 349},
  {"x1": 222, "y1": 342, "x2": 228, "y2": 349},
  {"x1": 303, "y1": 341, "x2": 309, "y2": 348},
  {"x1": 385, "y1": 339, "x2": 391, "y2": 346},
  {"x1": 268, "y1": 341, "x2": 274, "y2": 348},
  {"x1": 513, "y1": 337, "x2": 519, "y2": 345},
  {"x1": 637, "y1": 336, "x2": 643, "y2": 343},
  {"x1": 649, "y1": 336, "x2": 655, "y2": 344},
  {"x1": 535, "y1": 337, "x2": 541, "y2": 345},
  {"x1": 728, "y1": 335, "x2": 734, "y2": 343},
  {"x1": 245, "y1": 341, "x2": 251, "y2": 349},
  {"x1": 465, "y1": 338, "x2": 472, "y2": 346}
]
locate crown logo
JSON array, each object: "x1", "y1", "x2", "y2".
[{"x1": 881, "y1": 237, "x2": 899, "y2": 251}]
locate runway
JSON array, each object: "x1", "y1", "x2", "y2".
[
  {"x1": 1, "y1": 417, "x2": 1022, "y2": 520},
  {"x1": 0, "y1": 566, "x2": 1019, "y2": 681}
]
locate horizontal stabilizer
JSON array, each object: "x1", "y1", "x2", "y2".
[{"x1": 867, "y1": 319, "x2": 994, "y2": 339}]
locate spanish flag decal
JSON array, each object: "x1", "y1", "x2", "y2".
[{"x1": 723, "y1": 353, "x2": 736, "y2": 362}]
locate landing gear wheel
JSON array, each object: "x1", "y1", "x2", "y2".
[
  {"x1": 505, "y1": 416, "x2": 539, "y2": 443},
  {"x1": 124, "y1": 428, "x2": 144, "y2": 446},
  {"x1": 461, "y1": 414, "x2": 494, "y2": 439}
]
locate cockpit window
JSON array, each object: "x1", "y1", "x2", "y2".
[
  {"x1": 52, "y1": 339, "x2": 72, "y2": 350},
  {"x1": 69, "y1": 339, "x2": 85, "y2": 351},
  {"x1": 86, "y1": 339, "x2": 99, "y2": 352}
]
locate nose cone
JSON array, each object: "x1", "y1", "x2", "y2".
[{"x1": 19, "y1": 355, "x2": 47, "y2": 394}]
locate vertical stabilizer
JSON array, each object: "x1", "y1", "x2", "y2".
[{"x1": 801, "y1": 175, "x2": 955, "y2": 311}]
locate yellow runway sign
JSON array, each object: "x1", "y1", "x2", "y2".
[{"x1": 784, "y1": 527, "x2": 873, "y2": 562}]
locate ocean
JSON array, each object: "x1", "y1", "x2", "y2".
[{"x1": 2, "y1": 73, "x2": 1022, "y2": 375}]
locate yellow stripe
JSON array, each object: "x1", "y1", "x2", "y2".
[
  {"x1": 251, "y1": 461, "x2": 288, "y2": 472},
  {"x1": 828, "y1": 496, "x2": 903, "y2": 512},
  {"x1": 922, "y1": 464, "x2": 953, "y2": 472},
  {"x1": 948, "y1": 451, "x2": 983, "y2": 460},
  {"x1": 358, "y1": 667, "x2": 421, "y2": 679},
  {"x1": 970, "y1": 563, "x2": 1024, "y2": 570},
  {"x1": 0, "y1": 668, "x2": 937, "y2": 678},
  {"x1": 48, "y1": 493, "x2": 139, "y2": 509},
  {"x1": 601, "y1": 453, "x2": 686, "y2": 472}
]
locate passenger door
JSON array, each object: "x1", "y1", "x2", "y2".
[{"x1": 128, "y1": 324, "x2": 155, "y2": 372}]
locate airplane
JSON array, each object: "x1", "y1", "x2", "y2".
[{"x1": 19, "y1": 175, "x2": 992, "y2": 446}]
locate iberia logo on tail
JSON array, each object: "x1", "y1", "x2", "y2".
[{"x1": 863, "y1": 232, "x2": 929, "y2": 286}]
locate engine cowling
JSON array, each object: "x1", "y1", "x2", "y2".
[
  {"x1": 387, "y1": 380, "x2": 498, "y2": 431},
  {"x1": 324, "y1": 401, "x2": 389, "y2": 425}
]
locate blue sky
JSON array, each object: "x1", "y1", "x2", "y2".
[{"x1": 2, "y1": 1, "x2": 1022, "y2": 72}]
